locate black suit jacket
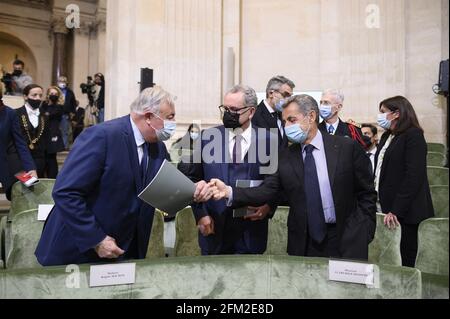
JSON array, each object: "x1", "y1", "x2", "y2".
[
  {"x1": 233, "y1": 132, "x2": 377, "y2": 260},
  {"x1": 252, "y1": 101, "x2": 288, "y2": 148},
  {"x1": 41, "y1": 103, "x2": 65, "y2": 154},
  {"x1": 63, "y1": 88, "x2": 77, "y2": 115},
  {"x1": 375, "y1": 127, "x2": 434, "y2": 224}
]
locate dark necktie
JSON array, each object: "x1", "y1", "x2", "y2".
[
  {"x1": 140, "y1": 142, "x2": 149, "y2": 186},
  {"x1": 233, "y1": 135, "x2": 242, "y2": 164},
  {"x1": 303, "y1": 144, "x2": 327, "y2": 243},
  {"x1": 328, "y1": 125, "x2": 335, "y2": 135}
]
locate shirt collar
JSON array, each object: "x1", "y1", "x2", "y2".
[
  {"x1": 228, "y1": 123, "x2": 253, "y2": 144},
  {"x1": 130, "y1": 115, "x2": 146, "y2": 147},
  {"x1": 302, "y1": 130, "x2": 324, "y2": 153},
  {"x1": 25, "y1": 103, "x2": 40, "y2": 116},
  {"x1": 326, "y1": 118, "x2": 340, "y2": 130},
  {"x1": 263, "y1": 99, "x2": 276, "y2": 114}
]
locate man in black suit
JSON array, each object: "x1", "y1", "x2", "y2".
[
  {"x1": 211, "y1": 94, "x2": 376, "y2": 260},
  {"x1": 252, "y1": 75, "x2": 295, "y2": 148},
  {"x1": 318, "y1": 89, "x2": 367, "y2": 150}
]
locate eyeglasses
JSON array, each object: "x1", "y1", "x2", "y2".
[
  {"x1": 218, "y1": 105, "x2": 251, "y2": 116},
  {"x1": 274, "y1": 90, "x2": 293, "y2": 99}
]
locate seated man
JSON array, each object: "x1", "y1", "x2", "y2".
[
  {"x1": 187, "y1": 85, "x2": 278, "y2": 255},
  {"x1": 211, "y1": 94, "x2": 376, "y2": 260},
  {"x1": 35, "y1": 86, "x2": 213, "y2": 266}
]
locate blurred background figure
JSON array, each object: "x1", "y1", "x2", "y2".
[
  {"x1": 41, "y1": 86, "x2": 65, "y2": 178},
  {"x1": 361, "y1": 123, "x2": 379, "y2": 173},
  {"x1": 94, "y1": 73, "x2": 105, "y2": 123},
  {"x1": 71, "y1": 100, "x2": 85, "y2": 142},
  {"x1": 57, "y1": 76, "x2": 77, "y2": 150}
]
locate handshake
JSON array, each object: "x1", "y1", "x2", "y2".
[{"x1": 193, "y1": 179, "x2": 231, "y2": 203}]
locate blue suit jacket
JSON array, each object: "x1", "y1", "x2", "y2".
[
  {"x1": 0, "y1": 105, "x2": 35, "y2": 190},
  {"x1": 188, "y1": 125, "x2": 277, "y2": 254},
  {"x1": 35, "y1": 115, "x2": 167, "y2": 266}
]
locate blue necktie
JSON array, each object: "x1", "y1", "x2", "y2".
[
  {"x1": 303, "y1": 144, "x2": 327, "y2": 243},
  {"x1": 328, "y1": 125, "x2": 335, "y2": 135},
  {"x1": 140, "y1": 143, "x2": 149, "y2": 186}
]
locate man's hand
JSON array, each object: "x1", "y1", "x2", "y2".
[
  {"x1": 245, "y1": 204, "x2": 272, "y2": 221},
  {"x1": 209, "y1": 178, "x2": 231, "y2": 200},
  {"x1": 25, "y1": 170, "x2": 38, "y2": 178},
  {"x1": 95, "y1": 236, "x2": 125, "y2": 259},
  {"x1": 194, "y1": 180, "x2": 213, "y2": 203},
  {"x1": 198, "y1": 215, "x2": 215, "y2": 236},
  {"x1": 384, "y1": 212, "x2": 400, "y2": 230}
]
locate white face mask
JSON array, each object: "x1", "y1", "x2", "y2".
[
  {"x1": 58, "y1": 82, "x2": 67, "y2": 89},
  {"x1": 190, "y1": 132, "x2": 199, "y2": 140}
]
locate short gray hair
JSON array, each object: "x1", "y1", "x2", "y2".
[
  {"x1": 226, "y1": 85, "x2": 258, "y2": 107},
  {"x1": 266, "y1": 75, "x2": 296, "y2": 97},
  {"x1": 322, "y1": 89, "x2": 345, "y2": 104},
  {"x1": 130, "y1": 85, "x2": 175, "y2": 114},
  {"x1": 283, "y1": 94, "x2": 320, "y2": 124}
]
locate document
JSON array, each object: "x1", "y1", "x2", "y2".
[
  {"x1": 328, "y1": 259, "x2": 375, "y2": 286},
  {"x1": 233, "y1": 180, "x2": 263, "y2": 218},
  {"x1": 138, "y1": 160, "x2": 196, "y2": 215},
  {"x1": 89, "y1": 263, "x2": 136, "y2": 287},
  {"x1": 37, "y1": 204, "x2": 54, "y2": 221}
]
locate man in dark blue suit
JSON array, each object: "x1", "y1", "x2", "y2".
[
  {"x1": 35, "y1": 86, "x2": 213, "y2": 266},
  {"x1": 0, "y1": 93, "x2": 37, "y2": 200},
  {"x1": 187, "y1": 85, "x2": 278, "y2": 255}
]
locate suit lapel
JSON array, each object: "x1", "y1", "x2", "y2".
[
  {"x1": 145, "y1": 143, "x2": 163, "y2": 186},
  {"x1": 336, "y1": 119, "x2": 349, "y2": 137},
  {"x1": 379, "y1": 134, "x2": 399, "y2": 179},
  {"x1": 220, "y1": 126, "x2": 230, "y2": 185},
  {"x1": 123, "y1": 116, "x2": 142, "y2": 193},
  {"x1": 322, "y1": 133, "x2": 339, "y2": 186},
  {"x1": 287, "y1": 143, "x2": 304, "y2": 182}
]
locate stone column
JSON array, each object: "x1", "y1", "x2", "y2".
[{"x1": 51, "y1": 17, "x2": 69, "y2": 85}]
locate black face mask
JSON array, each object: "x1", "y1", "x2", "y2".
[
  {"x1": 223, "y1": 111, "x2": 242, "y2": 129},
  {"x1": 13, "y1": 69, "x2": 23, "y2": 77},
  {"x1": 49, "y1": 95, "x2": 59, "y2": 103},
  {"x1": 28, "y1": 99, "x2": 41, "y2": 110}
]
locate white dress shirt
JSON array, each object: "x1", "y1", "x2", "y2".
[
  {"x1": 228, "y1": 124, "x2": 253, "y2": 162},
  {"x1": 301, "y1": 130, "x2": 337, "y2": 223},
  {"x1": 366, "y1": 145, "x2": 377, "y2": 172},
  {"x1": 25, "y1": 103, "x2": 40, "y2": 128},
  {"x1": 130, "y1": 116, "x2": 146, "y2": 166},
  {"x1": 263, "y1": 99, "x2": 284, "y2": 137}
]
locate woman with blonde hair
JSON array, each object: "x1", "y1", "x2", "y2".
[{"x1": 41, "y1": 86, "x2": 65, "y2": 178}]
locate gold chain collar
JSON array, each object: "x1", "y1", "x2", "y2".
[{"x1": 21, "y1": 114, "x2": 45, "y2": 150}]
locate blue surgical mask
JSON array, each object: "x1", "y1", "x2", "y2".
[
  {"x1": 377, "y1": 113, "x2": 392, "y2": 130},
  {"x1": 285, "y1": 122, "x2": 310, "y2": 144},
  {"x1": 275, "y1": 99, "x2": 285, "y2": 113},
  {"x1": 152, "y1": 115, "x2": 177, "y2": 141},
  {"x1": 319, "y1": 104, "x2": 332, "y2": 120}
]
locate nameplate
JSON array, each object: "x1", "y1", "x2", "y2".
[
  {"x1": 89, "y1": 263, "x2": 136, "y2": 287},
  {"x1": 328, "y1": 260, "x2": 374, "y2": 285},
  {"x1": 37, "y1": 204, "x2": 54, "y2": 221}
]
